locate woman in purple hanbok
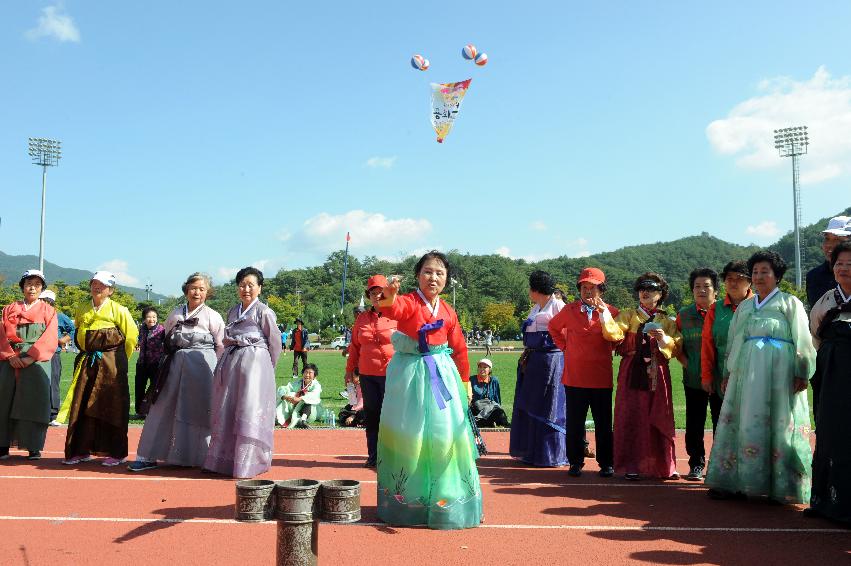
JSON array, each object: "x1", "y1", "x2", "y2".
[
  {"x1": 129, "y1": 273, "x2": 225, "y2": 471},
  {"x1": 203, "y1": 267, "x2": 281, "y2": 478}
]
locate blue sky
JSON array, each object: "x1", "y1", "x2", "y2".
[{"x1": 2, "y1": 1, "x2": 850, "y2": 296}]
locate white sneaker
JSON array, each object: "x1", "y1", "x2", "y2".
[{"x1": 49, "y1": 420, "x2": 61, "y2": 427}]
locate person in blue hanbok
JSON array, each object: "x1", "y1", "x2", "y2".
[{"x1": 509, "y1": 270, "x2": 568, "y2": 467}]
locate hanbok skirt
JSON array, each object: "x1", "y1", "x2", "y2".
[
  {"x1": 613, "y1": 351, "x2": 677, "y2": 478},
  {"x1": 705, "y1": 337, "x2": 812, "y2": 503},
  {"x1": 136, "y1": 336, "x2": 216, "y2": 467},
  {"x1": 377, "y1": 333, "x2": 482, "y2": 530},
  {"x1": 204, "y1": 344, "x2": 276, "y2": 478},
  {"x1": 509, "y1": 332, "x2": 567, "y2": 467},
  {"x1": 0, "y1": 352, "x2": 51, "y2": 452},
  {"x1": 61, "y1": 328, "x2": 129, "y2": 459},
  {"x1": 809, "y1": 322, "x2": 851, "y2": 522}
]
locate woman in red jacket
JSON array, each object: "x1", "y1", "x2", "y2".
[{"x1": 345, "y1": 275, "x2": 398, "y2": 468}]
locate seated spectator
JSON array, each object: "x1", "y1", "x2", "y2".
[
  {"x1": 338, "y1": 376, "x2": 365, "y2": 427},
  {"x1": 470, "y1": 358, "x2": 509, "y2": 427},
  {"x1": 276, "y1": 363, "x2": 323, "y2": 428}
]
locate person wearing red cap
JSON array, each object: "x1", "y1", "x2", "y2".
[
  {"x1": 345, "y1": 275, "x2": 398, "y2": 468},
  {"x1": 548, "y1": 267, "x2": 619, "y2": 478}
]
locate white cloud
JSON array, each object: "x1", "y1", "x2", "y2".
[
  {"x1": 706, "y1": 66, "x2": 851, "y2": 184},
  {"x1": 217, "y1": 259, "x2": 271, "y2": 283},
  {"x1": 25, "y1": 5, "x2": 81, "y2": 43},
  {"x1": 529, "y1": 221, "x2": 547, "y2": 232},
  {"x1": 97, "y1": 259, "x2": 139, "y2": 286},
  {"x1": 217, "y1": 267, "x2": 239, "y2": 281},
  {"x1": 493, "y1": 246, "x2": 557, "y2": 263},
  {"x1": 365, "y1": 156, "x2": 397, "y2": 169},
  {"x1": 286, "y1": 210, "x2": 432, "y2": 254},
  {"x1": 745, "y1": 220, "x2": 781, "y2": 239}
]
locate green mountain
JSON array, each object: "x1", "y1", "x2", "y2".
[
  {"x1": 769, "y1": 206, "x2": 851, "y2": 274},
  {"x1": 3, "y1": 208, "x2": 847, "y2": 331},
  {"x1": 0, "y1": 251, "x2": 167, "y2": 301}
]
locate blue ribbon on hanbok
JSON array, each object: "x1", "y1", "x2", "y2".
[
  {"x1": 745, "y1": 335, "x2": 793, "y2": 350},
  {"x1": 88, "y1": 351, "x2": 103, "y2": 367},
  {"x1": 417, "y1": 320, "x2": 453, "y2": 411}
]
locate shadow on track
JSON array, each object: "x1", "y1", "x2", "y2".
[{"x1": 113, "y1": 504, "x2": 233, "y2": 543}]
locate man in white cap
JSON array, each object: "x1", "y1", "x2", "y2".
[
  {"x1": 806, "y1": 215, "x2": 851, "y2": 308},
  {"x1": 38, "y1": 290, "x2": 75, "y2": 426}
]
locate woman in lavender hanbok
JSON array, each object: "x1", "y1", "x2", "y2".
[
  {"x1": 203, "y1": 267, "x2": 282, "y2": 478},
  {"x1": 129, "y1": 273, "x2": 225, "y2": 472}
]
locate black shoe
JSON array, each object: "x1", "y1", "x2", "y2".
[
  {"x1": 599, "y1": 466, "x2": 614, "y2": 477},
  {"x1": 625, "y1": 473, "x2": 640, "y2": 481},
  {"x1": 708, "y1": 488, "x2": 746, "y2": 500},
  {"x1": 27, "y1": 451, "x2": 41, "y2": 460},
  {"x1": 0, "y1": 446, "x2": 9, "y2": 460},
  {"x1": 686, "y1": 465, "x2": 704, "y2": 481},
  {"x1": 803, "y1": 507, "x2": 821, "y2": 519},
  {"x1": 364, "y1": 458, "x2": 376, "y2": 469},
  {"x1": 567, "y1": 464, "x2": 584, "y2": 477}
]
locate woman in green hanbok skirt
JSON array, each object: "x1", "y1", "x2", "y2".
[
  {"x1": 376, "y1": 251, "x2": 482, "y2": 530},
  {"x1": 706, "y1": 251, "x2": 816, "y2": 503}
]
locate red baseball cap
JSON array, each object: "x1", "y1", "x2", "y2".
[
  {"x1": 366, "y1": 274, "x2": 388, "y2": 291},
  {"x1": 577, "y1": 267, "x2": 605, "y2": 285}
]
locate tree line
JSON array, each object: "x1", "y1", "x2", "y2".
[{"x1": 4, "y1": 208, "x2": 845, "y2": 339}]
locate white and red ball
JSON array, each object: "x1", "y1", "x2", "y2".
[
  {"x1": 462, "y1": 44, "x2": 477, "y2": 60},
  {"x1": 410, "y1": 54, "x2": 429, "y2": 71},
  {"x1": 474, "y1": 52, "x2": 488, "y2": 66}
]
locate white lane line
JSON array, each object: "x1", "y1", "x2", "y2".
[
  {"x1": 0, "y1": 516, "x2": 846, "y2": 533},
  {"x1": 0, "y1": 475, "x2": 706, "y2": 488}
]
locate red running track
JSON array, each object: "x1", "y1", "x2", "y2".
[{"x1": 0, "y1": 428, "x2": 848, "y2": 565}]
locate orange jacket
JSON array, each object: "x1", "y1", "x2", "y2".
[{"x1": 345, "y1": 309, "x2": 397, "y2": 377}]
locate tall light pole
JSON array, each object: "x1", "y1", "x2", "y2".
[
  {"x1": 773, "y1": 126, "x2": 809, "y2": 288},
  {"x1": 145, "y1": 284, "x2": 153, "y2": 302},
  {"x1": 450, "y1": 277, "x2": 461, "y2": 307},
  {"x1": 28, "y1": 137, "x2": 62, "y2": 272}
]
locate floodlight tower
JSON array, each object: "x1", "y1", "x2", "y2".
[
  {"x1": 773, "y1": 126, "x2": 808, "y2": 288},
  {"x1": 28, "y1": 137, "x2": 62, "y2": 272}
]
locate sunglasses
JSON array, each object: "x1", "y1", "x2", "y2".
[{"x1": 637, "y1": 280, "x2": 662, "y2": 291}]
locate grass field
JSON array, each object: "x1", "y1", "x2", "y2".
[{"x1": 56, "y1": 349, "x2": 815, "y2": 428}]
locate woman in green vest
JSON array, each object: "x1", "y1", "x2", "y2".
[
  {"x1": 699, "y1": 260, "x2": 753, "y2": 418},
  {"x1": 676, "y1": 268, "x2": 718, "y2": 481}
]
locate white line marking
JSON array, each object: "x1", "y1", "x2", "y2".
[{"x1": 0, "y1": 516, "x2": 847, "y2": 533}]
